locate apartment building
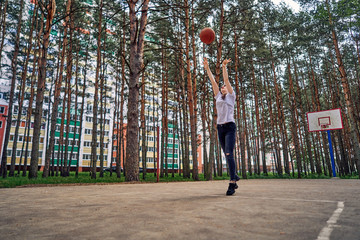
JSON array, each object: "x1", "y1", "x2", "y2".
[{"x1": 2, "y1": 0, "x2": 204, "y2": 173}]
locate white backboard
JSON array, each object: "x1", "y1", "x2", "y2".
[{"x1": 307, "y1": 108, "x2": 343, "y2": 132}]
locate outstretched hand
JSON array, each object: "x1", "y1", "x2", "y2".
[
  {"x1": 203, "y1": 57, "x2": 209, "y2": 70},
  {"x1": 222, "y1": 58, "x2": 231, "y2": 67}
]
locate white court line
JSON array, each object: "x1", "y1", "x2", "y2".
[
  {"x1": 317, "y1": 201, "x2": 344, "y2": 240},
  {"x1": 237, "y1": 196, "x2": 344, "y2": 240}
]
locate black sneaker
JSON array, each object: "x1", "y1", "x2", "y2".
[
  {"x1": 226, "y1": 183, "x2": 236, "y2": 196},
  {"x1": 235, "y1": 175, "x2": 241, "y2": 181}
]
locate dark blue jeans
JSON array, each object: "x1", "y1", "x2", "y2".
[{"x1": 217, "y1": 122, "x2": 236, "y2": 181}]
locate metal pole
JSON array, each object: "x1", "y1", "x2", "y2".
[{"x1": 327, "y1": 130, "x2": 336, "y2": 177}]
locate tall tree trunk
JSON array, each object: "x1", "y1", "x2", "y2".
[
  {"x1": 233, "y1": 33, "x2": 246, "y2": 178},
  {"x1": 153, "y1": 87, "x2": 158, "y2": 177},
  {"x1": 240, "y1": 78, "x2": 252, "y2": 176},
  {"x1": 58, "y1": 72, "x2": 68, "y2": 176},
  {"x1": 164, "y1": 58, "x2": 169, "y2": 177},
  {"x1": 216, "y1": 0, "x2": 225, "y2": 177},
  {"x1": 69, "y1": 40, "x2": 80, "y2": 176},
  {"x1": 43, "y1": 0, "x2": 71, "y2": 178},
  {"x1": 299, "y1": 69, "x2": 322, "y2": 174},
  {"x1": 269, "y1": 42, "x2": 289, "y2": 175},
  {"x1": 186, "y1": 1, "x2": 198, "y2": 180},
  {"x1": 160, "y1": 43, "x2": 166, "y2": 177},
  {"x1": 263, "y1": 65, "x2": 281, "y2": 174},
  {"x1": 76, "y1": 38, "x2": 89, "y2": 177},
  {"x1": 29, "y1": 0, "x2": 56, "y2": 179},
  {"x1": 63, "y1": 6, "x2": 75, "y2": 177},
  {"x1": 326, "y1": 0, "x2": 360, "y2": 177},
  {"x1": 140, "y1": 70, "x2": 147, "y2": 179},
  {"x1": 99, "y1": 29, "x2": 107, "y2": 178},
  {"x1": 250, "y1": 57, "x2": 262, "y2": 175},
  {"x1": 111, "y1": 43, "x2": 121, "y2": 177},
  {"x1": 172, "y1": 103, "x2": 178, "y2": 178},
  {"x1": 0, "y1": 0, "x2": 8, "y2": 72},
  {"x1": 1, "y1": 0, "x2": 24, "y2": 177},
  {"x1": 181, "y1": 90, "x2": 191, "y2": 178},
  {"x1": 91, "y1": 0, "x2": 103, "y2": 179},
  {"x1": 178, "y1": 38, "x2": 190, "y2": 178},
  {"x1": 9, "y1": 0, "x2": 30, "y2": 177},
  {"x1": 200, "y1": 60, "x2": 211, "y2": 180},
  {"x1": 18, "y1": 5, "x2": 39, "y2": 175},
  {"x1": 22, "y1": 25, "x2": 40, "y2": 177},
  {"x1": 308, "y1": 53, "x2": 332, "y2": 176},
  {"x1": 118, "y1": 12, "x2": 126, "y2": 178},
  {"x1": 288, "y1": 61, "x2": 302, "y2": 178},
  {"x1": 125, "y1": 0, "x2": 150, "y2": 182},
  {"x1": 293, "y1": 59, "x2": 315, "y2": 174},
  {"x1": 257, "y1": 70, "x2": 267, "y2": 175},
  {"x1": 351, "y1": 33, "x2": 360, "y2": 117},
  {"x1": 178, "y1": 96, "x2": 184, "y2": 177},
  {"x1": 327, "y1": 46, "x2": 350, "y2": 175}
]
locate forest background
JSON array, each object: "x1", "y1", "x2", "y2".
[{"x1": 0, "y1": 0, "x2": 359, "y2": 186}]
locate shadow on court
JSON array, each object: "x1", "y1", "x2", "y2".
[{"x1": 0, "y1": 179, "x2": 359, "y2": 240}]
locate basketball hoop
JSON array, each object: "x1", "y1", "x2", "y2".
[
  {"x1": 307, "y1": 108, "x2": 343, "y2": 177},
  {"x1": 307, "y1": 108, "x2": 343, "y2": 132}
]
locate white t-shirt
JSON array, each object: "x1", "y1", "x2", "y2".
[{"x1": 215, "y1": 91, "x2": 236, "y2": 125}]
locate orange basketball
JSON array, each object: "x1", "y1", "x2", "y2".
[{"x1": 199, "y1": 27, "x2": 215, "y2": 45}]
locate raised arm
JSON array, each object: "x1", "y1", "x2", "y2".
[
  {"x1": 222, "y1": 58, "x2": 233, "y2": 94},
  {"x1": 203, "y1": 57, "x2": 219, "y2": 96}
]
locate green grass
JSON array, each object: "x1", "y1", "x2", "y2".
[
  {"x1": 0, "y1": 171, "x2": 124, "y2": 188},
  {"x1": 339, "y1": 172, "x2": 359, "y2": 179},
  {"x1": 0, "y1": 171, "x2": 357, "y2": 188},
  {"x1": 0, "y1": 171, "x2": 229, "y2": 188}
]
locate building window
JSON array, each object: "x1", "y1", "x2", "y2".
[
  {"x1": 0, "y1": 106, "x2": 4, "y2": 114},
  {"x1": 25, "y1": 136, "x2": 32, "y2": 142},
  {"x1": 86, "y1": 116, "x2": 93, "y2": 122},
  {"x1": 13, "y1": 106, "x2": 18, "y2": 114},
  {"x1": 0, "y1": 121, "x2": 2, "y2": 128}
]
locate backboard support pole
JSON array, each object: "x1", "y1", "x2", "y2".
[{"x1": 327, "y1": 130, "x2": 337, "y2": 177}]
